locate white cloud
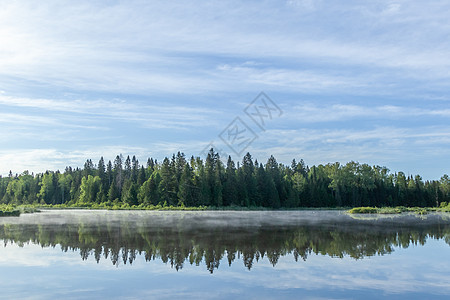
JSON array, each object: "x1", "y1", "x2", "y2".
[
  {"x1": 216, "y1": 64, "x2": 367, "y2": 92},
  {"x1": 0, "y1": 147, "x2": 147, "y2": 175},
  {"x1": 0, "y1": 242, "x2": 82, "y2": 267},
  {"x1": 0, "y1": 94, "x2": 221, "y2": 130},
  {"x1": 383, "y1": 3, "x2": 402, "y2": 15},
  {"x1": 288, "y1": 103, "x2": 450, "y2": 123}
]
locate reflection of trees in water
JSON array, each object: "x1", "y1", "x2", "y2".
[{"x1": 1, "y1": 220, "x2": 449, "y2": 273}]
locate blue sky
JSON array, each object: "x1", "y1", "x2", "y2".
[{"x1": 1, "y1": 0, "x2": 450, "y2": 179}]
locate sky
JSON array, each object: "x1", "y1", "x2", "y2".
[{"x1": 1, "y1": 0, "x2": 450, "y2": 179}]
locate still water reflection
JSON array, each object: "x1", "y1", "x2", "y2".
[{"x1": 1, "y1": 210, "x2": 449, "y2": 299}]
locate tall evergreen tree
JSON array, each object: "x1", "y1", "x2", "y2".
[
  {"x1": 178, "y1": 164, "x2": 196, "y2": 206},
  {"x1": 242, "y1": 153, "x2": 257, "y2": 206},
  {"x1": 124, "y1": 155, "x2": 132, "y2": 180},
  {"x1": 223, "y1": 156, "x2": 238, "y2": 206},
  {"x1": 97, "y1": 157, "x2": 106, "y2": 189},
  {"x1": 131, "y1": 156, "x2": 139, "y2": 182},
  {"x1": 106, "y1": 160, "x2": 113, "y2": 188},
  {"x1": 114, "y1": 155, "x2": 123, "y2": 195},
  {"x1": 138, "y1": 171, "x2": 161, "y2": 205},
  {"x1": 158, "y1": 157, "x2": 178, "y2": 206}
]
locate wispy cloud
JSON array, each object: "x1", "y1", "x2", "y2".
[
  {"x1": 0, "y1": 94, "x2": 221, "y2": 130},
  {"x1": 288, "y1": 103, "x2": 450, "y2": 123}
]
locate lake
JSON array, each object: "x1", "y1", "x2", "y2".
[{"x1": 0, "y1": 210, "x2": 449, "y2": 299}]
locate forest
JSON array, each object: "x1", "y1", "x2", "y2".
[{"x1": 1, "y1": 149, "x2": 450, "y2": 208}]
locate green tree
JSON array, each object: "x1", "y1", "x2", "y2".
[
  {"x1": 97, "y1": 157, "x2": 106, "y2": 188},
  {"x1": 78, "y1": 175, "x2": 102, "y2": 204},
  {"x1": 222, "y1": 156, "x2": 238, "y2": 206},
  {"x1": 158, "y1": 157, "x2": 178, "y2": 205},
  {"x1": 122, "y1": 179, "x2": 138, "y2": 206},
  {"x1": 38, "y1": 172, "x2": 56, "y2": 204},
  {"x1": 178, "y1": 164, "x2": 196, "y2": 206},
  {"x1": 242, "y1": 153, "x2": 257, "y2": 206},
  {"x1": 138, "y1": 171, "x2": 161, "y2": 205}
]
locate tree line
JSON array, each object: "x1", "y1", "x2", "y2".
[{"x1": 1, "y1": 149, "x2": 450, "y2": 208}]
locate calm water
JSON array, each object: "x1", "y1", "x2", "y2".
[{"x1": 0, "y1": 210, "x2": 449, "y2": 299}]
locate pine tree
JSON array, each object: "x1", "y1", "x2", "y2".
[
  {"x1": 131, "y1": 156, "x2": 139, "y2": 183},
  {"x1": 138, "y1": 171, "x2": 161, "y2": 205},
  {"x1": 137, "y1": 166, "x2": 146, "y2": 186},
  {"x1": 178, "y1": 164, "x2": 196, "y2": 206},
  {"x1": 83, "y1": 159, "x2": 94, "y2": 178},
  {"x1": 205, "y1": 149, "x2": 223, "y2": 207},
  {"x1": 242, "y1": 153, "x2": 257, "y2": 206},
  {"x1": 98, "y1": 157, "x2": 106, "y2": 191},
  {"x1": 106, "y1": 160, "x2": 113, "y2": 188},
  {"x1": 114, "y1": 155, "x2": 123, "y2": 195},
  {"x1": 223, "y1": 156, "x2": 238, "y2": 206},
  {"x1": 266, "y1": 155, "x2": 282, "y2": 206},
  {"x1": 158, "y1": 157, "x2": 178, "y2": 206},
  {"x1": 124, "y1": 155, "x2": 132, "y2": 180},
  {"x1": 108, "y1": 180, "x2": 120, "y2": 203},
  {"x1": 122, "y1": 179, "x2": 138, "y2": 206}
]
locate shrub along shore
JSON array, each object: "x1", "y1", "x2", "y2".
[
  {"x1": 347, "y1": 204, "x2": 450, "y2": 215},
  {"x1": 1, "y1": 203, "x2": 450, "y2": 217}
]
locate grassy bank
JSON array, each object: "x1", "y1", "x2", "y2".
[
  {"x1": 1, "y1": 203, "x2": 351, "y2": 214},
  {"x1": 0, "y1": 203, "x2": 209, "y2": 216},
  {"x1": 348, "y1": 205, "x2": 450, "y2": 215},
  {"x1": 25, "y1": 202, "x2": 208, "y2": 211},
  {"x1": 0, "y1": 204, "x2": 41, "y2": 217},
  {"x1": 3, "y1": 203, "x2": 450, "y2": 216}
]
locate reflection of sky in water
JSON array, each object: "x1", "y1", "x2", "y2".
[
  {"x1": 0, "y1": 240, "x2": 449, "y2": 299},
  {"x1": 0, "y1": 210, "x2": 449, "y2": 299}
]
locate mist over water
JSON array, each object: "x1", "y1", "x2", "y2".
[{"x1": 2, "y1": 209, "x2": 448, "y2": 227}]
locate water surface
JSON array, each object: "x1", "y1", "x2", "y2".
[{"x1": 0, "y1": 210, "x2": 449, "y2": 299}]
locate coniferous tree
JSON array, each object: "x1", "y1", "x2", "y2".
[
  {"x1": 236, "y1": 164, "x2": 249, "y2": 207},
  {"x1": 158, "y1": 157, "x2": 178, "y2": 206},
  {"x1": 265, "y1": 155, "x2": 282, "y2": 207},
  {"x1": 106, "y1": 160, "x2": 113, "y2": 188},
  {"x1": 97, "y1": 157, "x2": 106, "y2": 187},
  {"x1": 83, "y1": 159, "x2": 94, "y2": 178},
  {"x1": 114, "y1": 155, "x2": 123, "y2": 195},
  {"x1": 242, "y1": 153, "x2": 257, "y2": 206},
  {"x1": 175, "y1": 152, "x2": 187, "y2": 183},
  {"x1": 122, "y1": 179, "x2": 138, "y2": 206},
  {"x1": 137, "y1": 166, "x2": 146, "y2": 186},
  {"x1": 138, "y1": 171, "x2": 161, "y2": 205},
  {"x1": 124, "y1": 155, "x2": 132, "y2": 180},
  {"x1": 197, "y1": 159, "x2": 210, "y2": 206},
  {"x1": 205, "y1": 149, "x2": 223, "y2": 206},
  {"x1": 223, "y1": 156, "x2": 238, "y2": 206},
  {"x1": 108, "y1": 180, "x2": 120, "y2": 203},
  {"x1": 131, "y1": 156, "x2": 139, "y2": 183},
  {"x1": 178, "y1": 164, "x2": 196, "y2": 206}
]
